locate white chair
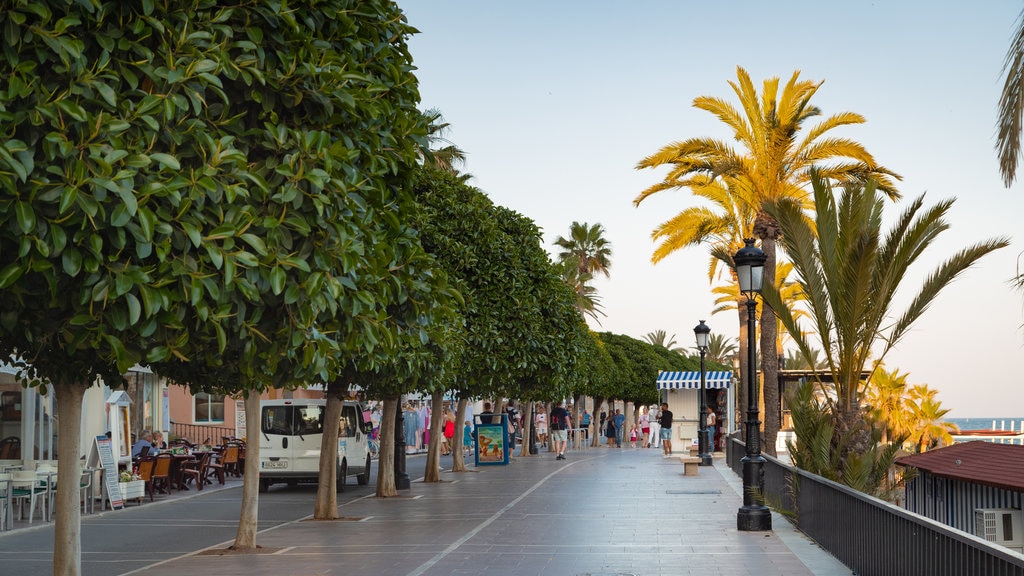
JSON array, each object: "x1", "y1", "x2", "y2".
[
  {"x1": 0, "y1": 473, "x2": 11, "y2": 531},
  {"x1": 34, "y1": 464, "x2": 57, "y2": 521},
  {"x1": 12, "y1": 470, "x2": 47, "y2": 524}
]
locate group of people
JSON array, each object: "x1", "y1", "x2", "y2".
[
  {"x1": 593, "y1": 402, "x2": 715, "y2": 457},
  {"x1": 130, "y1": 429, "x2": 167, "y2": 458}
]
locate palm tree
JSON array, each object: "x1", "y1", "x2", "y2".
[
  {"x1": 420, "y1": 108, "x2": 468, "y2": 176},
  {"x1": 783, "y1": 347, "x2": 827, "y2": 370},
  {"x1": 554, "y1": 222, "x2": 612, "y2": 279},
  {"x1": 634, "y1": 66, "x2": 900, "y2": 455},
  {"x1": 704, "y1": 333, "x2": 737, "y2": 364},
  {"x1": 643, "y1": 329, "x2": 685, "y2": 354},
  {"x1": 763, "y1": 171, "x2": 1008, "y2": 470},
  {"x1": 863, "y1": 365, "x2": 914, "y2": 444},
  {"x1": 557, "y1": 261, "x2": 604, "y2": 322},
  {"x1": 908, "y1": 388, "x2": 959, "y2": 452},
  {"x1": 997, "y1": 8, "x2": 1024, "y2": 187}
]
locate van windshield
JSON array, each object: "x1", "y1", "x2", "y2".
[{"x1": 261, "y1": 405, "x2": 325, "y2": 436}]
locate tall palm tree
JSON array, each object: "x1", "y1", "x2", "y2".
[
  {"x1": 997, "y1": 8, "x2": 1024, "y2": 188},
  {"x1": 763, "y1": 171, "x2": 1008, "y2": 466},
  {"x1": 554, "y1": 222, "x2": 612, "y2": 279},
  {"x1": 909, "y1": 388, "x2": 959, "y2": 452},
  {"x1": 704, "y1": 333, "x2": 738, "y2": 365},
  {"x1": 558, "y1": 261, "x2": 604, "y2": 322},
  {"x1": 643, "y1": 329, "x2": 685, "y2": 354},
  {"x1": 635, "y1": 66, "x2": 900, "y2": 454},
  {"x1": 863, "y1": 365, "x2": 914, "y2": 444},
  {"x1": 420, "y1": 108, "x2": 468, "y2": 176}
]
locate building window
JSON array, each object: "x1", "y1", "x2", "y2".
[{"x1": 194, "y1": 393, "x2": 225, "y2": 423}]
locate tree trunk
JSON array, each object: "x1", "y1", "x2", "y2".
[
  {"x1": 53, "y1": 382, "x2": 87, "y2": 576},
  {"x1": 590, "y1": 396, "x2": 605, "y2": 446},
  {"x1": 423, "y1": 393, "x2": 444, "y2": 482},
  {"x1": 519, "y1": 401, "x2": 535, "y2": 457},
  {"x1": 760, "y1": 235, "x2": 780, "y2": 457},
  {"x1": 233, "y1": 392, "x2": 262, "y2": 547},
  {"x1": 313, "y1": 392, "x2": 343, "y2": 519},
  {"x1": 450, "y1": 397, "x2": 469, "y2": 472},
  {"x1": 375, "y1": 395, "x2": 398, "y2": 497}
]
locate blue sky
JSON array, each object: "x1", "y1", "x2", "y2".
[{"x1": 398, "y1": 1, "x2": 1024, "y2": 418}]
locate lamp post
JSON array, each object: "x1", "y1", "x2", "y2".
[
  {"x1": 733, "y1": 238, "x2": 771, "y2": 532},
  {"x1": 694, "y1": 320, "x2": 712, "y2": 466}
]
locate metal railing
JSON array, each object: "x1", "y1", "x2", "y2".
[
  {"x1": 727, "y1": 436, "x2": 1024, "y2": 576},
  {"x1": 170, "y1": 422, "x2": 237, "y2": 445}
]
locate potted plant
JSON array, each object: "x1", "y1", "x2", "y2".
[{"x1": 119, "y1": 469, "x2": 145, "y2": 502}]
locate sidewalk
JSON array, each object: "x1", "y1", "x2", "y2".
[{"x1": 117, "y1": 446, "x2": 852, "y2": 576}]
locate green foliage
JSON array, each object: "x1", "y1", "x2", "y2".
[
  {"x1": 597, "y1": 332, "x2": 697, "y2": 404},
  {"x1": 0, "y1": 0, "x2": 437, "y2": 395},
  {"x1": 409, "y1": 168, "x2": 589, "y2": 402}
]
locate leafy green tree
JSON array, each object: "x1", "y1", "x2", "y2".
[
  {"x1": 635, "y1": 66, "x2": 900, "y2": 455},
  {"x1": 409, "y1": 168, "x2": 589, "y2": 466},
  {"x1": 764, "y1": 172, "x2": 1008, "y2": 481},
  {"x1": 0, "y1": 0, "x2": 433, "y2": 567}
]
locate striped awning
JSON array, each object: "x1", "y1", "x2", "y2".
[{"x1": 656, "y1": 370, "x2": 734, "y2": 389}]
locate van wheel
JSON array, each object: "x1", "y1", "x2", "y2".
[
  {"x1": 258, "y1": 478, "x2": 270, "y2": 493},
  {"x1": 357, "y1": 453, "x2": 371, "y2": 485},
  {"x1": 336, "y1": 460, "x2": 347, "y2": 492}
]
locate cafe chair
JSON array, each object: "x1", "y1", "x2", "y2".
[
  {"x1": 150, "y1": 454, "x2": 173, "y2": 494},
  {"x1": 136, "y1": 458, "x2": 157, "y2": 501},
  {"x1": 0, "y1": 473, "x2": 11, "y2": 531},
  {"x1": 181, "y1": 451, "x2": 213, "y2": 490},
  {"x1": 11, "y1": 470, "x2": 47, "y2": 524}
]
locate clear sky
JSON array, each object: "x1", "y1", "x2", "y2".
[{"x1": 397, "y1": 1, "x2": 1024, "y2": 418}]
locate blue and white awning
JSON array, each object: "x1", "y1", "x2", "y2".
[{"x1": 656, "y1": 371, "x2": 734, "y2": 389}]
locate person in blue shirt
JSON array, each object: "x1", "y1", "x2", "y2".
[
  {"x1": 581, "y1": 411, "x2": 591, "y2": 440},
  {"x1": 131, "y1": 430, "x2": 155, "y2": 458},
  {"x1": 612, "y1": 409, "x2": 626, "y2": 448}
]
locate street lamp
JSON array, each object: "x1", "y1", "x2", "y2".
[
  {"x1": 734, "y1": 238, "x2": 771, "y2": 532},
  {"x1": 694, "y1": 320, "x2": 712, "y2": 466}
]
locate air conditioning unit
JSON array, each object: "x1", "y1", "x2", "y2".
[{"x1": 975, "y1": 508, "x2": 1024, "y2": 553}]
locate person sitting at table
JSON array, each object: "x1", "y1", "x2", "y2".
[
  {"x1": 132, "y1": 430, "x2": 155, "y2": 458},
  {"x1": 152, "y1": 431, "x2": 167, "y2": 451}
]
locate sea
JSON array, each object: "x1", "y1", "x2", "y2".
[{"x1": 945, "y1": 417, "x2": 1024, "y2": 445}]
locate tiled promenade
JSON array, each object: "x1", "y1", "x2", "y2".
[{"x1": 105, "y1": 445, "x2": 852, "y2": 576}]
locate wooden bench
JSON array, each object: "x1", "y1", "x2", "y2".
[{"x1": 679, "y1": 456, "x2": 700, "y2": 476}]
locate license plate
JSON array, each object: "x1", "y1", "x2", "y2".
[{"x1": 262, "y1": 460, "x2": 288, "y2": 469}]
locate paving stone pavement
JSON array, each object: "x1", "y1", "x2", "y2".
[{"x1": 122, "y1": 446, "x2": 853, "y2": 576}]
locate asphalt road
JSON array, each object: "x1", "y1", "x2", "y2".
[{"x1": 0, "y1": 465, "x2": 380, "y2": 576}]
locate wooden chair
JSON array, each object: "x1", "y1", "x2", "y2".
[
  {"x1": 204, "y1": 451, "x2": 226, "y2": 485},
  {"x1": 136, "y1": 458, "x2": 157, "y2": 501},
  {"x1": 150, "y1": 454, "x2": 173, "y2": 494},
  {"x1": 220, "y1": 444, "x2": 242, "y2": 478},
  {"x1": 181, "y1": 452, "x2": 214, "y2": 490}
]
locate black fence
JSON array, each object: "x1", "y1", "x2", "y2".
[
  {"x1": 170, "y1": 422, "x2": 237, "y2": 445},
  {"x1": 727, "y1": 436, "x2": 1024, "y2": 576}
]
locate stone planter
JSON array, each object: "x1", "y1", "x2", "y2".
[{"x1": 119, "y1": 480, "x2": 145, "y2": 501}]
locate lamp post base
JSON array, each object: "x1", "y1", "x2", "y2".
[
  {"x1": 737, "y1": 505, "x2": 772, "y2": 531},
  {"x1": 698, "y1": 452, "x2": 713, "y2": 466}
]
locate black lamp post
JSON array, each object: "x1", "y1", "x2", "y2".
[
  {"x1": 734, "y1": 238, "x2": 771, "y2": 532},
  {"x1": 694, "y1": 320, "x2": 712, "y2": 466}
]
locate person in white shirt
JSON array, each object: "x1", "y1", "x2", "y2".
[
  {"x1": 648, "y1": 405, "x2": 661, "y2": 449},
  {"x1": 535, "y1": 410, "x2": 548, "y2": 449}
]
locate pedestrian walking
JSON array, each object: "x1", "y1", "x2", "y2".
[
  {"x1": 658, "y1": 403, "x2": 674, "y2": 456},
  {"x1": 549, "y1": 400, "x2": 571, "y2": 460},
  {"x1": 639, "y1": 409, "x2": 650, "y2": 448},
  {"x1": 705, "y1": 405, "x2": 717, "y2": 452},
  {"x1": 613, "y1": 409, "x2": 625, "y2": 448},
  {"x1": 649, "y1": 404, "x2": 661, "y2": 449}
]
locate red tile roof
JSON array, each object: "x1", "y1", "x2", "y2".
[{"x1": 895, "y1": 441, "x2": 1024, "y2": 492}]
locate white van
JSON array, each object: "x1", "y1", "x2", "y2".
[{"x1": 258, "y1": 399, "x2": 373, "y2": 492}]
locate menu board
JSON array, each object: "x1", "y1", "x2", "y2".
[{"x1": 92, "y1": 435, "x2": 124, "y2": 510}]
